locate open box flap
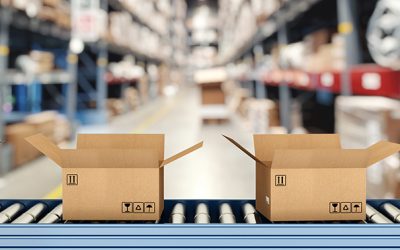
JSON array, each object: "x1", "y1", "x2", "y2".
[
  {"x1": 271, "y1": 149, "x2": 368, "y2": 169},
  {"x1": 366, "y1": 141, "x2": 400, "y2": 166},
  {"x1": 222, "y1": 135, "x2": 267, "y2": 167},
  {"x1": 25, "y1": 133, "x2": 63, "y2": 166},
  {"x1": 76, "y1": 134, "x2": 165, "y2": 161},
  {"x1": 253, "y1": 134, "x2": 341, "y2": 162},
  {"x1": 159, "y1": 141, "x2": 203, "y2": 168},
  {"x1": 61, "y1": 148, "x2": 159, "y2": 168}
]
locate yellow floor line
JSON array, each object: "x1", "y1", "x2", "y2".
[{"x1": 44, "y1": 95, "x2": 181, "y2": 199}]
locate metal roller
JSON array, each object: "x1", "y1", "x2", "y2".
[
  {"x1": 12, "y1": 203, "x2": 46, "y2": 223},
  {"x1": 0, "y1": 203, "x2": 24, "y2": 223},
  {"x1": 366, "y1": 204, "x2": 393, "y2": 224},
  {"x1": 242, "y1": 203, "x2": 257, "y2": 224},
  {"x1": 170, "y1": 203, "x2": 185, "y2": 224},
  {"x1": 380, "y1": 203, "x2": 400, "y2": 223},
  {"x1": 219, "y1": 203, "x2": 235, "y2": 224},
  {"x1": 194, "y1": 203, "x2": 210, "y2": 224},
  {"x1": 38, "y1": 204, "x2": 63, "y2": 224}
]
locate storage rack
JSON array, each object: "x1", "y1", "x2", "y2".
[
  {"x1": 0, "y1": 1, "x2": 188, "y2": 173},
  {"x1": 1, "y1": 199, "x2": 400, "y2": 248},
  {"x1": 220, "y1": 0, "x2": 400, "y2": 134}
]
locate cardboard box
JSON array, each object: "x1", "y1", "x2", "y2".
[
  {"x1": 26, "y1": 133, "x2": 203, "y2": 221},
  {"x1": 199, "y1": 82, "x2": 226, "y2": 105},
  {"x1": 223, "y1": 134, "x2": 400, "y2": 221},
  {"x1": 6, "y1": 123, "x2": 41, "y2": 166}
]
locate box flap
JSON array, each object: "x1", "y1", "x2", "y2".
[
  {"x1": 366, "y1": 141, "x2": 400, "y2": 166},
  {"x1": 253, "y1": 134, "x2": 341, "y2": 161},
  {"x1": 160, "y1": 141, "x2": 203, "y2": 167},
  {"x1": 272, "y1": 149, "x2": 368, "y2": 169},
  {"x1": 61, "y1": 149, "x2": 159, "y2": 168},
  {"x1": 25, "y1": 133, "x2": 62, "y2": 166},
  {"x1": 76, "y1": 134, "x2": 165, "y2": 160},
  {"x1": 222, "y1": 135, "x2": 267, "y2": 167}
]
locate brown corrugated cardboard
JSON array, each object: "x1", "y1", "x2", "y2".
[
  {"x1": 26, "y1": 133, "x2": 203, "y2": 221},
  {"x1": 6, "y1": 123, "x2": 41, "y2": 166},
  {"x1": 223, "y1": 134, "x2": 400, "y2": 221}
]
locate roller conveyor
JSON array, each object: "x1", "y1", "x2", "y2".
[{"x1": 1, "y1": 199, "x2": 400, "y2": 248}]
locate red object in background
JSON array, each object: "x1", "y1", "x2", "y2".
[
  {"x1": 351, "y1": 64, "x2": 400, "y2": 98},
  {"x1": 316, "y1": 71, "x2": 341, "y2": 94}
]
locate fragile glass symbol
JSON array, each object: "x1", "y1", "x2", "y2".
[
  {"x1": 124, "y1": 203, "x2": 131, "y2": 212},
  {"x1": 332, "y1": 203, "x2": 339, "y2": 212}
]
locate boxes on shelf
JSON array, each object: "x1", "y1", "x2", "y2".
[
  {"x1": 5, "y1": 123, "x2": 41, "y2": 167},
  {"x1": 5, "y1": 111, "x2": 70, "y2": 167},
  {"x1": 29, "y1": 50, "x2": 55, "y2": 73},
  {"x1": 25, "y1": 111, "x2": 57, "y2": 138},
  {"x1": 224, "y1": 134, "x2": 400, "y2": 222},
  {"x1": 26, "y1": 133, "x2": 203, "y2": 221},
  {"x1": 336, "y1": 96, "x2": 400, "y2": 198},
  {"x1": 242, "y1": 98, "x2": 279, "y2": 133},
  {"x1": 107, "y1": 98, "x2": 125, "y2": 118}
]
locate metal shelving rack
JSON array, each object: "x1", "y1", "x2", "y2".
[
  {"x1": 220, "y1": 0, "x2": 399, "y2": 133},
  {"x1": 0, "y1": 0, "x2": 187, "y2": 173}
]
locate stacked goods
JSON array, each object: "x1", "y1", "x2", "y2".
[
  {"x1": 29, "y1": 51, "x2": 54, "y2": 73},
  {"x1": 251, "y1": 0, "x2": 281, "y2": 24},
  {"x1": 218, "y1": 0, "x2": 282, "y2": 64},
  {"x1": 303, "y1": 30, "x2": 346, "y2": 73},
  {"x1": 119, "y1": 0, "x2": 169, "y2": 36},
  {"x1": 108, "y1": 12, "x2": 165, "y2": 60},
  {"x1": 5, "y1": 123, "x2": 41, "y2": 167},
  {"x1": 195, "y1": 68, "x2": 230, "y2": 122},
  {"x1": 5, "y1": 111, "x2": 71, "y2": 167},
  {"x1": 242, "y1": 98, "x2": 279, "y2": 133},
  {"x1": 335, "y1": 96, "x2": 400, "y2": 198},
  {"x1": 107, "y1": 99, "x2": 125, "y2": 118},
  {"x1": 123, "y1": 87, "x2": 140, "y2": 111},
  {"x1": 16, "y1": 50, "x2": 55, "y2": 74}
]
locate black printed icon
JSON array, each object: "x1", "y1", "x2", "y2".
[
  {"x1": 122, "y1": 202, "x2": 132, "y2": 213},
  {"x1": 275, "y1": 175, "x2": 286, "y2": 186},
  {"x1": 341, "y1": 202, "x2": 351, "y2": 213},
  {"x1": 133, "y1": 202, "x2": 144, "y2": 213},
  {"x1": 352, "y1": 202, "x2": 362, "y2": 213},
  {"x1": 66, "y1": 174, "x2": 78, "y2": 185},
  {"x1": 144, "y1": 202, "x2": 155, "y2": 213},
  {"x1": 329, "y1": 202, "x2": 340, "y2": 213}
]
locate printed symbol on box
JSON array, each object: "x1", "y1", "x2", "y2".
[
  {"x1": 329, "y1": 202, "x2": 340, "y2": 213},
  {"x1": 144, "y1": 202, "x2": 155, "y2": 213},
  {"x1": 122, "y1": 202, "x2": 132, "y2": 213},
  {"x1": 66, "y1": 174, "x2": 78, "y2": 185},
  {"x1": 133, "y1": 202, "x2": 144, "y2": 213},
  {"x1": 275, "y1": 175, "x2": 286, "y2": 186},
  {"x1": 352, "y1": 202, "x2": 362, "y2": 213},
  {"x1": 341, "y1": 202, "x2": 351, "y2": 213}
]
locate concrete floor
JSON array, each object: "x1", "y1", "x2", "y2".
[{"x1": 0, "y1": 86, "x2": 256, "y2": 199}]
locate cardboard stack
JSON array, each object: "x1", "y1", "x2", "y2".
[
  {"x1": 336, "y1": 96, "x2": 400, "y2": 198},
  {"x1": 224, "y1": 134, "x2": 400, "y2": 222},
  {"x1": 242, "y1": 98, "x2": 279, "y2": 133},
  {"x1": 28, "y1": 50, "x2": 54, "y2": 74},
  {"x1": 5, "y1": 111, "x2": 70, "y2": 167},
  {"x1": 195, "y1": 68, "x2": 230, "y2": 122},
  {"x1": 26, "y1": 133, "x2": 203, "y2": 221}
]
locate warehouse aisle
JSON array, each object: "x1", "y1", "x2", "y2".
[{"x1": 0, "y1": 87, "x2": 255, "y2": 199}]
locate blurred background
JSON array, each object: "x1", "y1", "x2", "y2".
[{"x1": 0, "y1": 0, "x2": 399, "y2": 200}]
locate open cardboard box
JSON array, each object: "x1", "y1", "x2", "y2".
[
  {"x1": 26, "y1": 133, "x2": 203, "y2": 221},
  {"x1": 223, "y1": 134, "x2": 400, "y2": 222}
]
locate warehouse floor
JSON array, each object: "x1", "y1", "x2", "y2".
[{"x1": 0, "y1": 86, "x2": 255, "y2": 199}]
